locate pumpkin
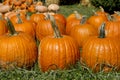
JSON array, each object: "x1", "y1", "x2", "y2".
[
  {"x1": 35, "y1": 5, "x2": 48, "y2": 13},
  {"x1": 0, "y1": 14, "x2": 8, "y2": 35},
  {"x1": 70, "y1": 16, "x2": 98, "y2": 48},
  {"x1": 95, "y1": 6, "x2": 108, "y2": 19},
  {"x1": 30, "y1": 13, "x2": 45, "y2": 23},
  {"x1": 38, "y1": 15, "x2": 80, "y2": 72},
  {"x1": 13, "y1": 13, "x2": 35, "y2": 38},
  {"x1": 66, "y1": 11, "x2": 82, "y2": 22},
  {"x1": 36, "y1": 14, "x2": 65, "y2": 41},
  {"x1": 48, "y1": 4, "x2": 59, "y2": 12},
  {"x1": 0, "y1": 18, "x2": 37, "y2": 69},
  {"x1": 10, "y1": 12, "x2": 26, "y2": 24},
  {"x1": 105, "y1": 20, "x2": 120, "y2": 38},
  {"x1": 111, "y1": 11, "x2": 120, "y2": 21},
  {"x1": 0, "y1": 5, "x2": 10, "y2": 13},
  {"x1": 81, "y1": 23, "x2": 120, "y2": 72},
  {"x1": 87, "y1": 11, "x2": 108, "y2": 30},
  {"x1": 52, "y1": 13, "x2": 66, "y2": 27}
]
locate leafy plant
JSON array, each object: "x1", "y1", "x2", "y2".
[{"x1": 90, "y1": 0, "x2": 120, "y2": 14}]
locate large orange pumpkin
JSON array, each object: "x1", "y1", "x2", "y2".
[
  {"x1": 38, "y1": 15, "x2": 80, "y2": 72},
  {"x1": 81, "y1": 23, "x2": 120, "y2": 72},
  {"x1": 0, "y1": 18, "x2": 37, "y2": 69}
]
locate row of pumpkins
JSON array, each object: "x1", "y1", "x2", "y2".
[{"x1": 0, "y1": 2, "x2": 120, "y2": 72}]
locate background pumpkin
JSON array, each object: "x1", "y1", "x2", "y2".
[
  {"x1": 87, "y1": 12, "x2": 108, "y2": 30},
  {"x1": 70, "y1": 17, "x2": 98, "y2": 48}
]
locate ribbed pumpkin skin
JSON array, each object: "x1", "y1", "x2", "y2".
[
  {"x1": 0, "y1": 32, "x2": 38, "y2": 69},
  {"x1": 70, "y1": 24, "x2": 98, "y2": 48},
  {"x1": 81, "y1": 37, "x2": 120, "y2": 72},
  {"x1": 36, "y1": 20, "x2": 65, "y2": 41},
  {"x1": 38, "y1": 35, "x2": 80, "y2": 72},
  {"x1": 105, "y1": 21, "x2": 120, "y2": 37}
]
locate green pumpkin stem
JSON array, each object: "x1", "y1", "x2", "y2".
[
  {"x1": 80, "y1": 16, "x2": 87, "y2": 24},
  {"x1": 99, "y1": 6, "x2": 104, "y2": 12},
  {"x1": 49, "y1": 15, "x2": 62, "y2": 38},
  {"x1": 26, "y1": 12, "x2": 31, "y2": 20},
  {"x1": 6, "y1": 17, "x2": 17, "y2": 35},
  {"x1": 17, "y1": 13, "x2": 23, "y2": 24},
  {"x1": 0, "y1": 14, "x2": 3, "y2": 20},
  {"x1": 114, "y1": 11, "x2": 120, "y2": 16},
  {"x1": 98, "y1": 22, "x2": 106, "y2": 38}
]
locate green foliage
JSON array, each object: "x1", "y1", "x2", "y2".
[
  {"x1": 90, "y1": 0, "x2": 120, "y2": 14},
  {"x1": 0, "y1": 62, "x2": 120, "y2": 80}
]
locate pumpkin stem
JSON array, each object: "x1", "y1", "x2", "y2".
[
  {"x1": 16, "y1": 13, "x2": 23, "y2": 24},
  {"x1": 107, "y1": 14, "x2": 112, "y2": 21},
  {"x1": 5, "y1": 17, "x2": 17, "y2": 35},
  {"x1": 74, "y1": 11, "x2": 82, "y2": 19},
  {"x1": 80, "y1": 16, "x2": 87, "y2": 24},
  {"x1": 99, "y1": 6, "x2": 104, "y2": 12},
  {"x1": 49, "y1": 15, "x2": 62, "y2": 38},
  {"x1": 114, "y1": 11, "x2": 120, "y2": 16},
  {"x1": 0, "y1": 13, "x2": 3, "y2": 20},
  {"x1": 98, "y1": 22, "x2": 106, "y2": 38},
  {"x1": 26, "y1": 12, "x2": 31, "y2": 20}
]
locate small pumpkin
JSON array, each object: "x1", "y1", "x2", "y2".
[
  {"x1": 87, "y1": 11, "x2": 108, "y2": 30},
  {"x1": 70, "y1": 16, "x2": 98, "y2": 48},
  {"x1": 30, "y1": 13, "x2": 45, "y2": 23},
  {"x1": 66, "y1": 11, "x2": 82, "y2": 22}
]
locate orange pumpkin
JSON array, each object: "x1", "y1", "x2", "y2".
[
  {"x1": 67, "y1": 11, "x2": 82, "y2": 22},
  {"x1": 66, "y1": 18, "x2": 81, "y2": 35},
  {"x1": 111, "y1": 11, "x2": 120, "y2": 21},
  {"x1": 38, "y1": 15, "x2": 80, "y2": 72},
  {"x1": 81, "y1": 23, "x2": 120, "y2": 72},
  {"x1": 95, "y1": 6, "x2": 108, "y2": 19},
  {"x1": 105, "y1": 20, "x2": 120, "y2": 38},
  {"x1": 13, "y1": 14, "x2": 35, "y2": 38},
  {"x1": 53, "y1": 13, "x2": 66, "y2": 27},
  {"x1": 70, "y1": 17, "x2": 98, "y2": 48},
  {"x1": 87, "y1": 12, "x2": 108, "y2": 30},
  {"x1": 0, "y1": 18, "x2": 37, "y2": 69},
  {"x1": 30, "y1": 13, "x2": 45, "y2": 23},
  {"x1": 0, "y1": 14, "x2": 8, "y2": 35},
  {"x1": 36, "y1": 15, "x2": 65, "y2": 41}
]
